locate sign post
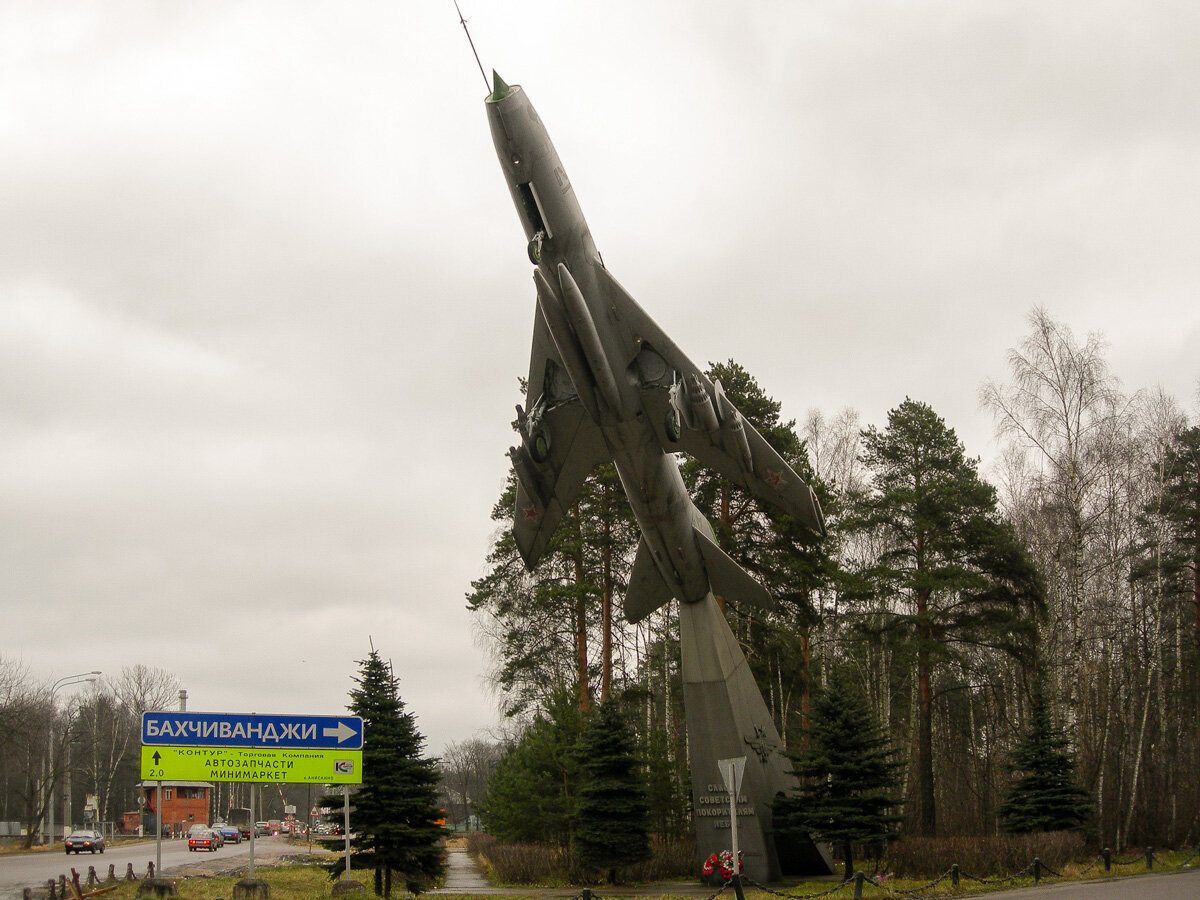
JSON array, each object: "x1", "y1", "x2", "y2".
[
  {"x1": 141, "y1": 712, "x2": 363, "y2": 783},
  {"x1": 141, "y1": 746, "x2": 361, "y2": 782},
  {"x1": 142, "y1": 712, "x2": 364, "y2": 750},
  {"x1": 718, "y1": 757, "x2": 747, "y2": 900},
  {"x1": 343, "y1": 785, "x2": 351, "y2": 881},
  {"x1": 140, "y1": 711, "x2": 363, "y2": 884},
  {"x1": 249, "y1": 784, "x2": 256, "y2": 878},
  {"x1": 155, "y1": 779, "x2": 163, "y2": 876}
]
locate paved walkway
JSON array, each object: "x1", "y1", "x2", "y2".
[
  {"x1": 431, "y1": 847, "x2": 498, "y2": 894},
  {"x1": 429, "y1": 848, "x2": 727, "y2": 897}
]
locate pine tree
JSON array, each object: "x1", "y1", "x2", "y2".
[
  {"x1": 467, "y1": 462, "x2": 638, "y2": 717},
  {"x1": 338, "y1": 649, "x2": 445, "y2": 896},
  {"x1": 573, "y1": 700, "x2": 651, "y2": 883},
  {"x1": 774, "y1": 675, "x2": 902, "y2": 882},
  {"x1": 850, "y1": 398, "x2": 1042, "y2": 835},
  {"x1": 683, "y1": 361, "x2": 836, "y2": 747},
  {"x1": 995, "y1": 681, "x2": 1091, "y2": 833}
]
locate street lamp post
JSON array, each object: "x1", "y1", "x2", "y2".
[{"x1": 42, "y1": 671, "x2": 101, "y2": 845}]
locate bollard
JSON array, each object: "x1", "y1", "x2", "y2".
[
  {"x1": 47, "y1": 879, "x2": 58, "y2": 900},
  {"x1": 233, "y1": 878, "x2": 269, "y2": 900},
  {"x1": 148, "y1": 862, "x2": 156, "y2": 879},
  {"x1": 58, "y1": 875, "x2": 67, "y2": 898},
  {"x1": 853, "y1": 871, "x2": 865, "y2": 900},
  {"x1": 951, "y1": 864, "x2": 959, "y2": 887},
  {"x1": 1146, "y1": 847, "x2": 1154, "y2": 871},
  {"x1": 1103, "y1": 848, "x2": 1111, "y2": 872},
  {"x1": 126, "y1": 863, "x2": 138, "y2": 882},
  {"x1": 107, "y1": 864, "x2": 118, "y2": 883},
  {"x1": 136, "y1": 878, "x2": 178, "y2": 898},
  {"x1": 88, "y1": 866, "x2": 99, "y2": 886},
  {"x1": 1033, "y1": 858, "x2": 1042, "y2": 884}
]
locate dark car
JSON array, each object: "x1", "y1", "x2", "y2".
[
  {"x1": 64, "y1": 830, "x2": 105, "y2": 855},
  {"x1": 217, "y1": 823, "x2": 242, "y2": 844},
  {"x1": 187, "y1": 826, "x2": 221, "y2": 852}
]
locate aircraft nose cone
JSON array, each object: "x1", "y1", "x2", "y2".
[{"x1": 491, "y1": 70, "x2": 514, "y2": 102}]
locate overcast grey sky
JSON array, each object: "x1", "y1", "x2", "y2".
[{"x1": 3, "y1": 1, "x2": 1197, "y2": 754}]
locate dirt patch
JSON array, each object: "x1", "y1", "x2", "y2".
[{"x1": 166, "y1": 844, "x2": 333, "y2": 881}]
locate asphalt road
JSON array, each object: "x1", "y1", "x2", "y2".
[
  {"x1": 0, "y1": 835, "x2": 304, "y2": 899},
  {"x1": 982, "y1": 867, "x2": 1200, "y2": 899}
]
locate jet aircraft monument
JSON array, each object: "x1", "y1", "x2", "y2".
[{"x1": 486, "y1": 72, "x2": 833, "y2": 879}]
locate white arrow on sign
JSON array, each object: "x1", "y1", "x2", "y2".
[{"x1": 324, "y1": 722, "x2": 359, "y2": 743}]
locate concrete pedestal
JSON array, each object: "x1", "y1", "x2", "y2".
[{"x1": 680, "y1": 593, "x2": 833, "y2": 882}]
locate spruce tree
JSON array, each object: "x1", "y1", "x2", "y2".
[
  {"x1": 996, "y1": 682, "x2": 1091, "y2": 833},
  {"x1": 477, "y1": 690, "x2": 584, "y2": 846},
  {"x1": 1145, "y1": 425, "x2": 1200, "y2": 650},
  {"x1": 573, "y1": 700, "x2": 651, "y2": 883},
  {"x1": 339, "y1": 649, "x2": 445, "y2": 896},
  {"x1": 774, "y1": 675, "x2": 901, "y2": 882}
]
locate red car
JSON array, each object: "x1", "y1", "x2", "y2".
[{"x1": 187, "y1": 827, "x2": 221, "y2": 852}]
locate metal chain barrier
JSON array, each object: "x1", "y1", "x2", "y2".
[
  {"x1": 1175, "y1": 846, "x2": 1200, "y2": 869},
  {"x1": 1077, "y1": 853, "x2": 1105, "y2": 875},
  {"x1": 867, "y1": 868, "x2": 955, "y2": 896},
  {"x1": 1109, "y1": 849, "x2": 1148, "y2": 867},
  {"x1": 743, "y1": 876, "x2": 855, "y2": 899},
  {"x1": 959, "y1": 860, "x2": 1036, "y2": 886},
  {"x1": 555, "y1": 843, "x2": 1194, "y2": 900}
]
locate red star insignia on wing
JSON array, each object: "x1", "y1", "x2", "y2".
[
  {"x1": 764, "y1": 468, "x2": 787, "y2": 490},
  {"x1": 523, "y1": 504, "x2": 540, "y2": 521}
]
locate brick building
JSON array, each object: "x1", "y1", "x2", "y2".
[{"x1": 137, "y1": 781, "x2": 213, "y2": 836}]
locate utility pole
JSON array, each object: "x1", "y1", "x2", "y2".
[{"x1": 43, "y1": 671, "x2": 100, "y2": 845}]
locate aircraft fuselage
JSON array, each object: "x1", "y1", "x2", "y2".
[{"x1": 487, "y1": 77, "x2": 711, "y2": 604}]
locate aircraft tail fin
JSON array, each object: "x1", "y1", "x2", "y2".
[
  {"x1": 624, "y1": 538, "x2": 675, "y2": 624},
  {"x1": 693, "y1": 528, "x2": 774, "y2": 614}
]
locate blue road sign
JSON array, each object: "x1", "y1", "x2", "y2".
[{"x1": 142, "y1": 711, "x2": 364, "y2": 749}]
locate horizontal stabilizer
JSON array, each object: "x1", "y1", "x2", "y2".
[
  {"x1": 694, "y1": 528, "x2": 773, "y2": 614},
  {"x1": 624, "y1": 538, "x2": 676, "y2": 624}
]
